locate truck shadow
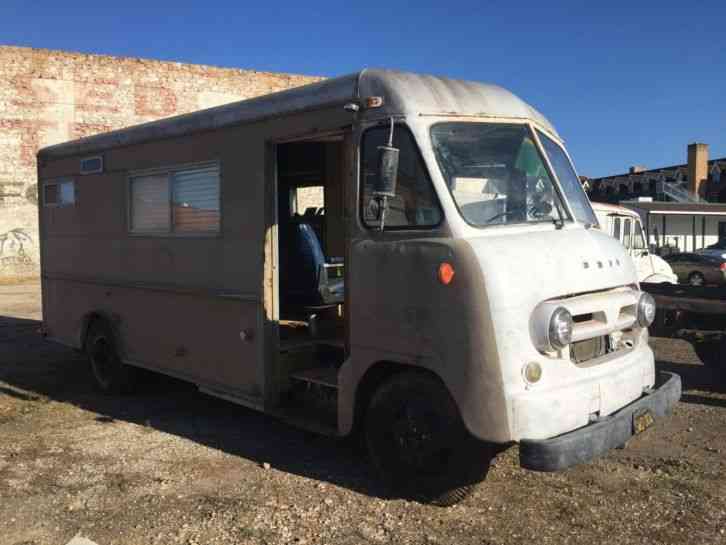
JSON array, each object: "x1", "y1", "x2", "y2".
[
  {"x1": 654, "y1": 342, "x2": 726, "y2": 405},
  {"x1": 654, "y1": 358, "x2": 726, "y2": 407},
  {"x1": 0, "y1": 315, "x2": 387, "y2": 500}
]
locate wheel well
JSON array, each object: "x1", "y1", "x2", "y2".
[{"x1": 351, "y1": 361, "x2": 445, "y2": 436}]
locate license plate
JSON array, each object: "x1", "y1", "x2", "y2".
[{"x1": 633, "y1": 409, "x2": 654, "y2": 435}]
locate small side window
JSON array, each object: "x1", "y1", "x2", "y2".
[
  {"x1": 633, "y1": 221, "x2": 647, "y2": 250},
  {"x1": 623, "y1": 219, "x2": 632, "y2": 249},
  {"x1": 44, "y1": 179, "x2": 75, "y2": 207},
  {"x1": 360, "y1": 125, "x2": 442, "y2": 229},
  {"x1": 80, "y1": 156, "x2": 103, "y2": 175}
]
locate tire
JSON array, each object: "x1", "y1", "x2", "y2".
[
  {"x1": 365, "y1": 371, "x2": 494, "y2": 506},
  {"x1": 694, "y1": 335, "x2": 726, "y2": 379},
  {"x1": 651, "y1": 309, "x2": 681, "y2": 338},
  {"x1": 85, "y1": 320, "x2": 135, "y2": 394},
  {"x1": 688, "y1": 272, "x2": 705, "y2": 287}
]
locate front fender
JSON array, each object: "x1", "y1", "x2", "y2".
[{"x1": 643, "y1": 273, "x2": 677, "y2": 284}]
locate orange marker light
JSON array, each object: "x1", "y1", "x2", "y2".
[
  {"x1": 438, "y1": 262, "x2": 455, "y2": 285},
  {"x1": 365, "y1": 96, "x2": 384, "y2": 108}
]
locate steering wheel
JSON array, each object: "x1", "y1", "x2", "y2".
[
  {"x1": 485, "y1": 204, "x2": 529, "y2": 223},
  {"x1": 485, "y1": 202, "x2": 554, "y2": 224}
]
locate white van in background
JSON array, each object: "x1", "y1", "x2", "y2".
[{"x1": 592, "y1": 203, "x2": 677, "y2": 284}]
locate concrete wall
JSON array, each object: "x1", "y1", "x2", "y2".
[{"x1": 0, "y1": 46, "x2": 322, "y2": 280}]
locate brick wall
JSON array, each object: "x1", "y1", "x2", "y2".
[{"x1": 0, "y1": 46, "x2": 322, "y2": 279}]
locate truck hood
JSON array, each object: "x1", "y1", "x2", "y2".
[{"x1": 464, "y1": 226, "x2": 637, "y2": 314}]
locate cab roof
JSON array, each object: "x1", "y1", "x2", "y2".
[
  {"x1": 591, "y1": 202, "x2": 641, "y2": 218},
  {"x1": 38, "y1": 68, "x2": 559, "y2": 161}
]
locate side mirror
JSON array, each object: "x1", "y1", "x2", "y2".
[
  {"x1": 371, "y1": 118, "x2": 399, "y2": 231},
  {"x1": 374, "y1": 144, "x2": 399, "y2": 198}
]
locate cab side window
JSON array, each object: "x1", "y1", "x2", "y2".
[
  {"x1": 633, "y1": 221, "x2": 647, "y2": 250},
  {"x1": 360, "y1": 125, "x2": 442, "y2": 229},
  {"x1": 623, "y1": 219, "x2": 632, "y2": 249}
]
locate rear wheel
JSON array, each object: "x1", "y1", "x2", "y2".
[
  {"x1": 688, "y1": 272, "x2": 705, "y2": 287},
  {"x1": 652, "y1": 309, "x2": 682, "y2": 338},
  {"x1": 365, "y1": 372, "x2": 494, "y2": 506},
  {"x1": 86, "y1": 320, "x2": 135, "y2": 394}
]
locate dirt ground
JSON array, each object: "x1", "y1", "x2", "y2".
[{"x1": 1, "y1": 280, "x2": 725, "y2": 545}]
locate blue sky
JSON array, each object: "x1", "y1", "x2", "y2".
[{"x1": 2, "y1": 1, "x2": 724, "y2": 177}]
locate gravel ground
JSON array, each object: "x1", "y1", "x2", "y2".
[{"x1": 1, "y1": 280, "x2": 725, "y2": 545}]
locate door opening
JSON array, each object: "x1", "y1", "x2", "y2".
[{"x1": 272, "y1": 135, "x2": 348, "y2": 424}]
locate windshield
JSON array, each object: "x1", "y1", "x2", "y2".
[
  {"x1": 431, "y1": 123, "x2": 569, "y2": 228},
  {"x1": 536, "y1": 130, "x2": 598, "y2": 226}
]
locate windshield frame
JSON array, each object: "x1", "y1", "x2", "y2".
[
  {"x1": 532, "y1": 128, "x2": 598, "y2": 228},
  {"x1": 429, "y1": 120, "x2": 573, "y2": 230}
]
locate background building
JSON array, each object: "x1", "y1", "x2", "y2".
[
  {"x1": 0, "y1": 46, "x2": 321, "y2": 280},
  {"x1": 586, "y1": 143, "x2": 726, "y2": 204},
  {"x1": 586, "y1": 143, "x2": 726, "y2": 254}
]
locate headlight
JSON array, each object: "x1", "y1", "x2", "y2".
[
  {"x1": 637, "y1": 292, "x2": 656, "y2": 328},
  {"x1": 523, "y1": 362, "x2": 543, "y2": 383},
  {"x1": 548, "y1": 307, "x2": 573, "y2": 350}
]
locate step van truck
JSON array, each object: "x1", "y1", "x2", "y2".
[
  {"x1": 592, "y1": 202, "x2": 678, "y2": 284},
  {"x1": 38, "y1": 69, "x2": 681, "y2": 505}
]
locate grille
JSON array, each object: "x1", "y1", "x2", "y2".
[{"x1": 570, "y1": 336, "x2": 609, "y2": 364}]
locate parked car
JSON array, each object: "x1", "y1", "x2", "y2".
[
  {"x1": 695, "y1": 240, "x2": 726, "y2": 259},
  {"x1": 663, "y1": 252, "x2": 726, "y2": 286}
]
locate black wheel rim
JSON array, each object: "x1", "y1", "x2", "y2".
[
  {"x1": 90, "y1": 336, "x2": 113, "y2": 388},
  {"x1": 388, "y1": 398, "x2": 451, "y2": 475}
]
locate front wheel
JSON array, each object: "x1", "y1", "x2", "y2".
[{"x1": 365, "y1": 372, "x2": 494, "y2": 506}]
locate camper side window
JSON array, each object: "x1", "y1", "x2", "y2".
[
  {"x1": 43, "y1": 179, "x2": 75, "y2": 207},
  {"x1": 129, "y1": 164, "x2": 220, "y2": 234}
]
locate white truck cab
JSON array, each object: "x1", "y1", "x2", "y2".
[{"x1": 592, "y1": 203, "x2": 678, "y2": 284}]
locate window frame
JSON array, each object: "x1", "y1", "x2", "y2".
[
  {"x1": 358, "y1": 122, "x2": 444, "y2": 231},
  {"x1": 534, "y1": 128, "x2": 598, "y2": 227},
  {"x1": 127, "y1": 160, "x2": 222, "y2": 237},
  {"x1": 42, "y1": 178, "x2": 76, "y2": 208},
  {"x1": 623, "y1": 218, "x2": 632, "y2": 249}
]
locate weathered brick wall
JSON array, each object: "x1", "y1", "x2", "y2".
[{"x1": 0, "y1": 46, "x2": 322, "y2": 279}]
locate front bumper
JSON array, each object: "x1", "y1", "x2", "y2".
[{"x1": 519, "y1": 371, "x2": 681, "y2": 472}]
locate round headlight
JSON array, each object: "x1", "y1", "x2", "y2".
[
  {"x1": 637, "y1": 292, "x2": 656, "y2": 328},
  {"x1": 548, "y1": 307, "x2": 573, "y2": 350}
]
